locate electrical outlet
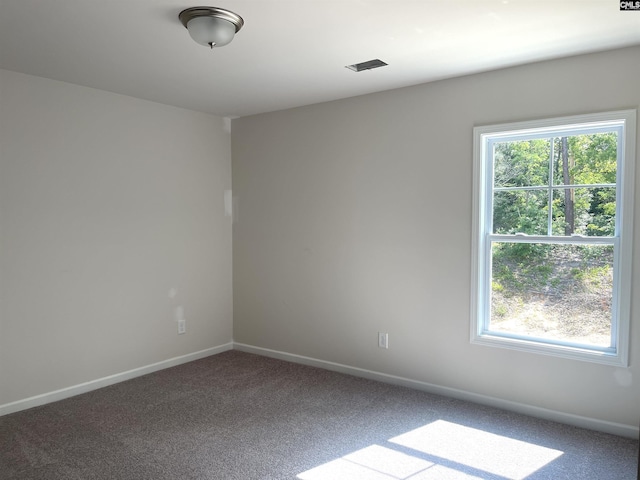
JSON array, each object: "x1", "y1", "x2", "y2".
[
  {"x1": 178, "y1": 319, "x2": 186, "y2": 335},
  {"x1": 378, "y1": 332, "x2": 388, "y2": 349}
]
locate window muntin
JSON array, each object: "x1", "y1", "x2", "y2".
[{"x1": 471, "y1": 111, "x2": 635, "y2": 366}]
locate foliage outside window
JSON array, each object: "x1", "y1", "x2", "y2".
[{"x1": 471, "y1": 111, "x2": 635, "y2": 366}]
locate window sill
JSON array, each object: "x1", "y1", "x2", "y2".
[{"x1": 471, "y1": 332, "x2": 627, "y2": 367}]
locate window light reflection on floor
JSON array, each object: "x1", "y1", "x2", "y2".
[{"x1": 297, "y1": 420, "x2": 564, "y2": 480}]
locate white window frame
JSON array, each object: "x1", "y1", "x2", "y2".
[{"x1": 471, "y1": 110, "x2": 636, "y2": 366}]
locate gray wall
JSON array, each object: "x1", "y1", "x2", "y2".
[
  {"x1": 0, "y1": 70, "x2": 233, "y2": 405},
  {"x1": 232, "y1": 46, "x2": 640, "y2": 429}
]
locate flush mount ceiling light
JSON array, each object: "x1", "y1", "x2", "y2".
[{"x1": 179, "y1": 6, "x2": 244, "y2": 49}]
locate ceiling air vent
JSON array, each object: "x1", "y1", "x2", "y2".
[{"x1": 345, "y1": 59, "x2": 388, "y2": 72}]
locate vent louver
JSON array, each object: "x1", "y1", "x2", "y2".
[{"x1": 345, "y1": 59, "x2": 388, "y2": 72}]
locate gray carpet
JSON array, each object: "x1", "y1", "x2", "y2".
[{"x1": 0, "y1": 350, "x2": 637, "y2": 479}]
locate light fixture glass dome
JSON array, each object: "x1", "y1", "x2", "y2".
[
  {"x1": 186, "y1": 16, "x2": 236, "y2": 47},
  {"x1": 179, "y1": 7, "x2": 244, "y2": 49}
]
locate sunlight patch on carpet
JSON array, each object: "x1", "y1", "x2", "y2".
[
  {"x1": 390, "y1": 420, "x2": 563, "y2": 479},
  {"x1": 298, "y1": 444, "x2": 434, "y2": 479},
  {"x1": 298, "y1": 419, "x2": 563, "y2": 480}
]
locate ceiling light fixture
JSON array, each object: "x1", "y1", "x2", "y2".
[{"x1": 179, "y1": 6, "x2": 244, "y2": 49}]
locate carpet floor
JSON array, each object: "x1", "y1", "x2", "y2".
[{"x1": 0, "y1": 350, "x2": 637, "y2": 479}]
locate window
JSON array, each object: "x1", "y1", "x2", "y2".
[{"x1": 471, "y1": 110, "x2": 635, "y2": 366}]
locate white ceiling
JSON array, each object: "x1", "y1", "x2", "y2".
[{"x1": 1, "y1": 0, "x2": 639, "y2": 118}]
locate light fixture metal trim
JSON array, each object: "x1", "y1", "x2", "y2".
[{"x1": 179, "y1": 6, "x2": 244, "y2": 33}]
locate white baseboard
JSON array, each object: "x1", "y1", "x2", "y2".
[
  {"x1": 4, "y1": 341, "x2": 636, "y2": 439},
  {"x1": 233, "y1": 342, "x2": 639, "y2": 439},
  {"x1": 0, "y1": 343, "x2": 233, "y2": 417}
]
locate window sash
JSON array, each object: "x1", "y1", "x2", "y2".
[
  {"x1": 494, "y1": 184, "x2": 615, "y2": 192},
  {"x1": 480, "y1": 236, "x2": 620, "y2": 353},
  {"x1": 487, "y1": 126, "x2": 623, "y2": 238}
]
